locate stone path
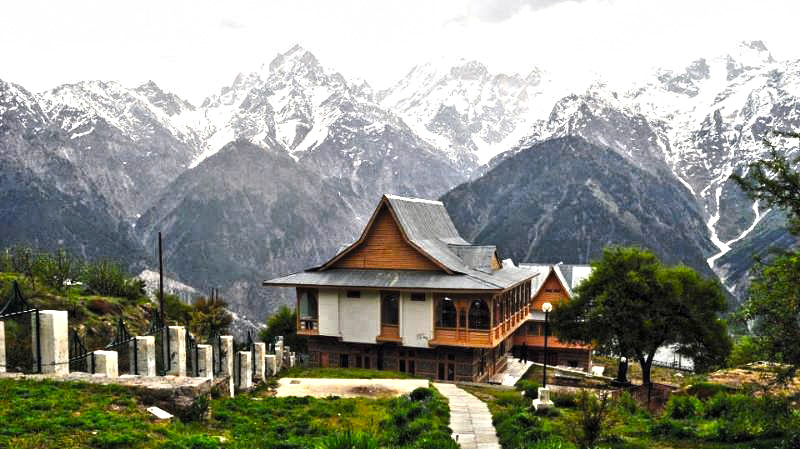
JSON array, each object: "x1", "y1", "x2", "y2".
[{"x1": 434, "y1": 383, "x2": 500, "y2": 449}]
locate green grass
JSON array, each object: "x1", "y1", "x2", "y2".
[
  {"x1": 461, "y1": 383, "x2": 795, "y2": 449},
  {"x1": 279, "y1": 366, "x2": 417, "y2": 379},
  {"x1": 0, "y1": 378, "x2": 455, "y2": 449}
]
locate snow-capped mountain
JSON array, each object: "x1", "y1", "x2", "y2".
[{"x1": 380, "y1": 60, "x2": 568, "y2": 169}]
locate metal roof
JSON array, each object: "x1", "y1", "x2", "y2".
[
  {"x1": 264, "y1": 268, "x2": 535, "y2": 291},
  {"x1": 264, "y1": 194, "x2": 538, "y2": 291}
]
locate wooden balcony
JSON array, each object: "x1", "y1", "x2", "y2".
[
  {"x1": 298, "y1": 318, "x2": 319, "y2": 336},
  {"x1": 430, "y1": 327, "x2": 491, "y2": 347},
  {"x1": 512, "y1": 334, "x2": 592, "y2": 350},
  {"x1": 376, "y1": 323, "x2": 402, "y2": 343}
]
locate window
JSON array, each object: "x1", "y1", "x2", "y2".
[
  {"x1": 410, "y1": 292, "x2": 426, "y2": 301},
  {"x1": 437, "y1": 296, "x2": 457, "y2": 327},
  {"x1": 346, "y1": 290, "x2": 361, "y2": 298},
  {"x1": 299, "y1": 289, "x2": 318, "y2": 318},
  {"x1": 468, "y1": 299, "x2": 490, "y2": 330},
  {"x1": 381, "y1": 292, "x2": 399, "y2": 325}
]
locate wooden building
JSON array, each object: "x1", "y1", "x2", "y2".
[
  {"x1": 512, "y1": 264, "x2": 593, "y2": 371},
  {"x1": 264, "y1": 194, "x2": 539, "y2": 382}
]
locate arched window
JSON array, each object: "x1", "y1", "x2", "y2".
[
  {"x1": 437, "y1": 297, "x2": 457, "y2": 328},
  {"x1": 468, "y1": 299, "x2": 490, "y2": 330}
]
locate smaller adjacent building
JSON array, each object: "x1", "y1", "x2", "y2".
[{"x1": 512, "y1": 264, "x2": 593, "y2": 371}]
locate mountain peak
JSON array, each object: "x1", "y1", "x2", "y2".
[{"x1": 267, "y1": 44, "x2": 322, "y2": 74}]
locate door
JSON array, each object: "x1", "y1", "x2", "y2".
[
  {"x1": 438, "y1": 363, "x2": 445, "y2": 380},
  {"x1": 447, "y1": 363, "x2": 455, "y2": 381},
  {"x1": 320, "y1": 352, "x2": 329, "y2": 368},
  {"x1": 340, "y1": 353, "x2": 349, "y2": 368}
]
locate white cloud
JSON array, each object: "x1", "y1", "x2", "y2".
[{"x1": 0, "y1": 0, "x2": 798, "y2": 103}]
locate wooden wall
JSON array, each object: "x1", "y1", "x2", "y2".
[{"x1": 331, "y1": 205, "x2": 442, "y2": 271}]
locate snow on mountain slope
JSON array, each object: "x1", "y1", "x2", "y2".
[{"x1": 380, "y1": 60, "x2": 570, "y2": 168}]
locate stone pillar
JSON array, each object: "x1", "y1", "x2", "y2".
[
  {"x1": 533, "y1": 387, "x2": 554, "y2": 411},
  {"x1": 274, "y1": 347, "x2": 283, "y2": 371},
  {"x1": 32, "y1": 310, "x2": 69, "y2": 375},
  {"x1": 197, "y1": 344, "x2": 213, "y2": 379},
  {"x1": 253, "y1": 343, "x2": 266, "y2": 380},
  {"x1": 219, "y1": 336, "x2": 234, "y2": 378},
  {"x1": 265, "y1": 354, "x2": 276, "y2": 376},
  {"x1": 92, "y1": 350, "x2": 119, "y2": 378},
  {"x1": 237, "y1": 351, "x2": 252, "y2": 390},
  {"x1": 166, "y1": 326, "x2": 186, "y2": 376},
  {"x1": 0, "y1": 321, "x2": 5, "y2": 374},
  {"x1": 129, "y1": 336, "x2": 156, "y2": 376},
  {"x1": 289, "y1": 354, "x2": 296, "y2": 368}
]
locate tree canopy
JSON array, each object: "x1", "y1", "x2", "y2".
[
  {"x1": 260, "y1": 305, "x2": 307, "y2": 353},
  {"x1": 550, "y1": 246, "x2": 731, "y2": 384}
]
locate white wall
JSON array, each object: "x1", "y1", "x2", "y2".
[
  {"x1": 340, "y1": 290, "x2": 381, "y2": 344},
  {"x1": 401, "y1": 292, "x2": 433, "y2": 348},
  {"x1": 317, "y1": 289, "x2": 340, "y2": 337}
]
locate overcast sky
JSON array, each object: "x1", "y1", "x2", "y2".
[{"x1": 2, "y1": 0, "x2": 799, "y2": 103}]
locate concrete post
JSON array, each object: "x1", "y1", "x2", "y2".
[
  {"x1": 219, "y1": 336, "x2": 234, "y2": 378},
  {"x1": 33, "y1": 310, "x2": 68, "y2": 375},
  {"x1": 274, "y1": 348, "x2": 283, "y2": 371},
  {"x1": 92, "y1": 350, "x2": 119, "y2": 378},
  {"x1": 237, "y1": 351, "x2": 252, "y2": 390},
  {"x1": 265, "y1": 354, "x2": 277, "y2": 376},
  {"x1": 197, "y1": 344, "x2": 213, "y2": 379},
  {"x1": 129, "y1": 336, "x2": 156, "y2": 376},
  {"x1": 289, "y1": 354, "x2": 296, "y2": 368},
  {"x1": 166, "y1": 326, "x2": 186, "y2": 376},
  {"x1": 253, "y1": 342, "x2": 266, "y2": 380},
  {"x1": 0, "y1": 321, "x2": 5, "y2": 374}
]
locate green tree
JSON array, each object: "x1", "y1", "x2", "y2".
[
  {"x1": 731, "y1": 131, "x2": 800, "y2": 235},
  {"x1": 81, "y1": 260, "x2": 145, "y2": 301},
  {"x1": 189, "y1": 296, "x2": 233, "y2": 339},
  {"x1": 551, "y1": 246, "x2": 731, "y2": 384},
  {"x1": 260, "y1": 305, "x2": 307, "y2": 353},
  {"x1": 8, "y1": 245, "x2": 36, "y2": 287},
  {"x1": 35, "y1": 248, "x2": 79, "y2": 292},
  {"x1": 732, "y1": 131, "x2": 800, "y2": 382},
  {"x1": 161, "y1": 292, "x2": 192, "y2": 326}
]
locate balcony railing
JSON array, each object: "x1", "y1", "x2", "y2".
[
  {"x1": 376, "y1": 323, "x2": 402, "y2": 342},
  {"x1": 298, "y1": 318, "x2": 319, "y2": 336}
]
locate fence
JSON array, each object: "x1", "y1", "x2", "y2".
[{"x1": 0, "y1": 280, "x2": 297, "y2": 393}]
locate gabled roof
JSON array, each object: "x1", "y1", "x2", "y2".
[
  {"x1": 264, "y1": 194, "x2": 536, "y2": 291},
  {"x1": 519, "y1": 263, "x2": 593, "y2": 298}
]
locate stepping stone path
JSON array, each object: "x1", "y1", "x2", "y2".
[{"x1": 434, "y1": 383, "x2": 501, "y2": 449}]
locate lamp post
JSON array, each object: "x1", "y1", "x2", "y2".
[{"x1": 541, "y1": 302, "x2": 552, "y2": 388}]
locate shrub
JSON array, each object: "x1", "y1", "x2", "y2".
[
  {"x1": 316, "y1": 431, "x2": 379, "y2": 449},
  {"x1": 81, "y1": 260, "x2": 144, "y2": 301},
  {"x1": 516, "y1": 379, "x2": 540, "y2": 399},
  {"x1": 686, "y1": 382, "x2": 737, "y2": 400},
  {"x1": 570, "y1": 390, "x2": 615, "y2": 449},
  {"x1": 704, "y1": 392, "x2": 750, "y2": 419},
  {"x1": 552, "y1": 390, "x2": 579, "y2": 408},
  {"x1": 410, "y1": 387, "x2": 434, "y2": 402},
  {"x1": 614, "y1": 391, "x2": 639, "y2": 415},
  {"x1": 664, "y1": 394, "x2": 703, "y2": 419},
  {"x1": 494, "y1": 405, "x2": 547, "y2": 448},
  {"x1": 650, "y1": 418, "x2": 696, "y2": 439}
]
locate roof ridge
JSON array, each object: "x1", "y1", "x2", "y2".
[{"x1": 384, "y1": 193, "x2": 443, "y2": 205}]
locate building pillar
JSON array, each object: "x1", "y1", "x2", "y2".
[
  {"x1": 197, "y1": 344, "x2": 213, "y2": 379},
  {"x1": 253, "y1": 342, "x2": 266, "y2": 380},
  {"x1": 92, "y1": 350, "x2": 119, "y2": 378},
  {"x1": 166, "y1": 326, "x2": 186, "y2": 376},
  {"x1": 33, "y1": 310, "x2": 69, "y2": 375},
  {"x1": 237, "y1": 351, "x2": 252, "y2": 390},
  {"x1": 129, "y1": 336, "x2": 156, "y2": 376}
]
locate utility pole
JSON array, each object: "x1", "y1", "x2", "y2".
[{"x1": 158, "y1": 232, "x2": 165, "y2": 325}]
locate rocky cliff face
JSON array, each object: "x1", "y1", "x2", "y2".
[
  {"x1": 135, "y1": 140, "x2": 362, "y2": 323},
  {"x1": 442, "y1": 136, "x2": 716, "y2": 278}
]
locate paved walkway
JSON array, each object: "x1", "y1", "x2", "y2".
[{"x1": 434, "y1": 383, "x2": 500, "y2": 449}]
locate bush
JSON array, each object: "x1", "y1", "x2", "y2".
[
  {"x1": 704, "y1": 392, "x2": 750, "y2": 419},
  {"x1": 316, "y1": 431, "x2": 379, "y2": 449},
  {"x1": 516, "y1": 379, "x2": 540, "y2": 399},
  {"x1": 650, "y1": 418, "x2": 697, "y2": 439},
  {"x1": 552, "y1": 390, "x2": 579, "y2": 408},
  {"x1": 81, "y1": 260, "x2": 144, "y2": 301},
  {"x1": 87, "y1": 298, "x2": 114, "y2": 315},
  {"x1": 410, "y1": 387, "x2": 434, "y2": 402},
  {"x1": 494, "y1": 405, "x2": 547, "y2": 448},
  {"x1": 664, "y1": 394, "x2": 703, "y2": 419},
  {"x1": 569, "y1": 390, "x2": 615, "y2": 449},
  {"x1": 614, "y1": 391, "x2": 639, "y2": 415},
  {"x1": 686, "y1": 382, "x2": 737, "y2": 400}
]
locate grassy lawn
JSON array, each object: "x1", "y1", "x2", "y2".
[
  {"x1": 279, "y1": 366, "x2": 418, "y2": 379},
  {"x1": 461, "y1": 383, "x2": 795, "y2": 449},
  {"x1": 0, "y1": 378, "x2": 456, "y2": 449}
]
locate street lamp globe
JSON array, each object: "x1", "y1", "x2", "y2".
[{"x1": 542, "y1": 302, "x2": 552, "y2": 313}]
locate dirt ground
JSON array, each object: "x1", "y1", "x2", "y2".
[
  {"x1": 708, "y1": 362, "x2": 800, "y2": 395},
  {"x1": 275, "y1": 378, "x2": 430, "y2": 398}
]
